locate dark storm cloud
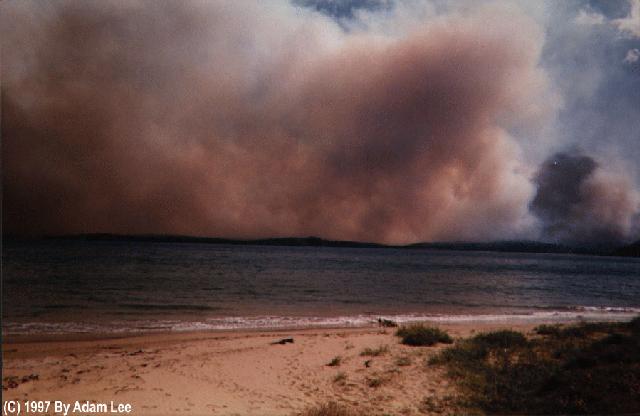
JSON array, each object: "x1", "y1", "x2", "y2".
[{"x1": 531, "y1": 152, "x2": 639, "y2": 244}]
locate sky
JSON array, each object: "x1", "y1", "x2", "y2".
[{"x1": 2, "y1": 0, "x2": 639, "y2": 245}]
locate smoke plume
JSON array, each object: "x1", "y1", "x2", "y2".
[
  {"x1": 2, "y1": 1, "x2": 637, "y2": 245},
  {"x1": 530, "y1": 152, "x2": 639, "y2": 244}
]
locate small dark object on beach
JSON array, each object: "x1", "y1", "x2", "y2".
[
  {"x1": 327, "y1": 356, "x2": 342, "y2": 366},
  {"x1": 1, "y1": 374, "x2": 37, "y2": 390},
  {"x1": 378, "y1": 318, "x2": 398, "y2": 328},
  {"x1": 3, "y1": 376, "x2": 20, "y2": 390},
  {"x1": 271, "y1": 338, "x2": 294, "y2": 345},
  {"x1": 21, "y1": 374, "x2": 39, "y2": 383},
  {"x1": 364, "y1": 360, "x2": 372, "y2": 368}
]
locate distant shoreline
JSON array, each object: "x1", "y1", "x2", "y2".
[{"x1": 4, "y1": 233, "x2": 639, "y2": 257}]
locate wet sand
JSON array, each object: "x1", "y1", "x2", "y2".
[{"x1": 2, "y1": 323, "x2": 538, "y2": 415}]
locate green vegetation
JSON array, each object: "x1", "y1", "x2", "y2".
[
  {"x1": 360, "y1": 345, "x2": 389, "y2": 357},
  {"x1": 534, "y1": 323, "x2": 562, "y2": 336},
  {"x1": 327, "y1": 356, "x2": 342, "y2": 367},
  {"x1": 470, "y1": 329, "x2": 528, "y2": 348},
  {"x1": 395, "y1": 324, "x2": 453, "y2": 346},
  {"x1": 429, "y1": 318, "x2": 640, "y2": 415},
  {"x1": 419, "y1": 395, "x2": 457, "y2": 414}
]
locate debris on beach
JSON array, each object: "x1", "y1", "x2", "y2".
[
  {"x1": 378, "y1": 318, "x2": 398, "y2": 328},
  {"x1": 2, "y1": 374, "x2": 38, "y2": 390}
]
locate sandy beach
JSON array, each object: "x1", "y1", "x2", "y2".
[
  {"x1": 4, "y1": 0, "x2": 640, "y2": 413},
  {"x1": 2, "y1": 322, "x2": 542, "y2": 416}
]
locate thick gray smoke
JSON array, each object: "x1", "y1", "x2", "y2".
[
  {"x1": 1, "y1": 0, "x2": 639, "y2": 245},
  {"x1": 530, "y1": 152, "x2": 639, "y2": 244},
  {"x1": 1, "y1": 0, "x2": 546, "y2": 244}
]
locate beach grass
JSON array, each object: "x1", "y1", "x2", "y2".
[
  {"x1": 299, "y1": 401, "x2": 360, "y2": 416},
  {"x1": 429, "y1": 317, "x2": 640, "y2": 415},
  {"x1": 359, "y1": 345, "x2": 389, "y2": 357},
  {"x1": 395, "y1": 324, "x2": 453, "y2": 346},
  {"x1": 534, "y1": 323, "x2": 563, "y2": 336}
]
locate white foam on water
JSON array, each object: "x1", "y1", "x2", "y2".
[{"x1": 3, "y1": 306, "x2": 640, "y2": 335}]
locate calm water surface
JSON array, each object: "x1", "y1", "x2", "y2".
[{"x1": 3, "y1": 240, "x2": 639, "y2": 335}]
